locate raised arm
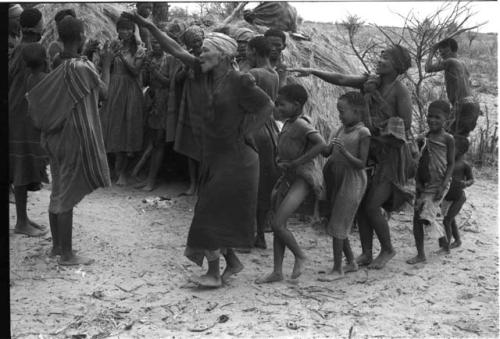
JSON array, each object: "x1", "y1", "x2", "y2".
[
  {"x1": 288, "y1": 67, "x2": 366, "y2": 88},
  {"x1": 122, "y1": 12, "x2": 196, "y2": 67},
  {"x1": 98, "y1": 42, "x2": 113, "y2": 100},
  {"x1": 117, "y1": 48, "x2": 144, "y2": 77},
  {"x1": 425, "y1": 44, "x2": 445, "y2": 73}
]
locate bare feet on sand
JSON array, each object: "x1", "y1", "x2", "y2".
[
  {"x1": 355, "y1": 253, "x2": 372, "y2": 266},
  {"x1": 255, "y1": 272, "x2": 283, "y2": 284},
  {"x1": 48, "y1": 247, "x2": 62, "y2": 258},
  {"x1": 193, "y1": 274, "x2": 222, "y2": 288},
  {"x1": 343, "y1": 262, "x2": 359, "y2": 273},
  {"x1": 29, "y1": 219, "x2": 46, "y2": 231},
  {"x1": 222, "y1": 262, "x2": 244, "y2": 283},
  {"x1": 116, "y1": 175, "x2": 127, "y2": 187},
  {"x1": 368, "y1": 250, "x2": 395, "y2": 269},
  {"x1": 14, "y1": 221, "x2": 47, "y2": 237},
  {"x1": 58, "y1": 254, "x2": 94, "y2": 266},
  {"x1": 435, "y1": 248, "x2": 450, "y2": 255},
  {"x1": 178, "y1": 186, "x2": 196, "y2": 197},
  {"x1": 141, "y1": 183, "x2": 155, "y2": 192},
  {"x1": 291, "y1": 257, "x2": 307, "y2": 279},
  {"x1": 406, "y1": 255, "x2": 426, "y2": 265}
]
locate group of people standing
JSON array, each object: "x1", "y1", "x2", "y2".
[{"x1": 9, "y1": 4, "x2": 477, "y2": 288}]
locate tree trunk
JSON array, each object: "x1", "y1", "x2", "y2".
[{"x1": 153, "y1": 3, "x2": 170, "y2": 25}]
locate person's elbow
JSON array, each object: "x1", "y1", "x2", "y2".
[{"x1": 99, "y1": 86, "x2": 108, "y2": 101}]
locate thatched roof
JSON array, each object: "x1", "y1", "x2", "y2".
[
  {"x1": 35, "y1": 3, "x2": 362, "y2": 146},
  {"x1": 36, "y1": 3, "x2": 127, "y2": 48}
]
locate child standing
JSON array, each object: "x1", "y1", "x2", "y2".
[
  {"x1": 407, "y1": 100, "x2": 455, "y2": 264},
  {"x1": 441, "y1": 136, "x2": 474, "y2": 249},
  {"x1": 256, "y1": 84, "x2": 326, "y2": 284},
  {"x1": 323, "y1": 92, "x2": 371, "y2": 279}
]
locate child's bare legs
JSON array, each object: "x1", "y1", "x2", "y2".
[
  {"x1": 254, "y1": 206, "x2": 267, "y2": 249},
  {"x1": 256, "y1": 178, "x2": 309, "y2": 283},
  {"x1": 48, "y1": 212, "x2": 61, "y2": 257},
  {"x1": 343, "y1": 238, "x2": 358, "y2": 272},
  {"x1": 58, "y1": 209, "x2": 93, "y2": 266},
  {"x1": 180, "y1": 158, "x2": 197, "y2": 196},
  {"x1": 330, "y1": 237, "x2": 345, "y2": 278},
  {"x1": 445, "y1": 193, "x2": 465, "y2": 248},
  {"x1": 143, "y1": 141, "x2": 165, "y2": 192},
  {"x1": 197, "y1": 257, "x2": 222, "y2": 287},
  {"x1": 13, "y1": 185, "x2": 45, "y2": 237},
  {"x1": 222, "y1": 248, "x2": 244, "y2": 282},
  {"x1": 407, "y1": 215, "x2": 426, "y2": 264},
  {"x1": 115, "y1": 152, "x2": 128, "y2": 186}
]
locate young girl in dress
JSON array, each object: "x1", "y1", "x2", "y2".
[
  {"x1": 322, "y1": 92, "x2": 371, "y2": 279},
  {"x1": 101, "y1": 17, "x2": 145, "y2": 186},
  {"x1": 256, "y1": 84, "x2": 327, "y2": 284}
]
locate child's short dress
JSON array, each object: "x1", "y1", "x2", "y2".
[
  {"x1": 275, "y1": 116, "x2": 323, "y2": 199},
  {"x1": 323, "y1": 122, "x2": 370, "y2": 239}
]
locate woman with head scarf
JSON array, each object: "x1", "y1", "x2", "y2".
[
  {"x1": 289, "y1": 45, "x2": 414, "y2": 271},
  {"x1": 124, "y1": 11, "x2": 274, "y2": 288},
  {"x1": 100, "y1": 16, "x2": 146, "y2": 186}
]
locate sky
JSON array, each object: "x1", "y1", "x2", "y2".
[{"x1": 170, "y1": 1, "x2": 498, "y2": 33}]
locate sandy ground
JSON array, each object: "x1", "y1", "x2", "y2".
[{"x1": 9, "y1": 169, "x2": 499, "y2": 339}]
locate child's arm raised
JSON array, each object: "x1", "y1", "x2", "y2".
[
  {"x1": 425, "y1": 44, "x2": 445, "y2": 73},
  {"x1": 435, "y1": 133, "x2": 455, "y2": 201},
  {"x1": 331, "y1": 131, "x2": 370, "y2": 170}
]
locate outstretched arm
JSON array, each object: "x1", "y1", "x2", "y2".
[
  {"x1": 288, "y1": 67, "x2": 366, "y2": 88},
  {"x1": 425, "y1": 44, "x2": 445, "y2": 73},
  {"x1": 122, "y1": 11, "x2": 196, "y2": 67}
]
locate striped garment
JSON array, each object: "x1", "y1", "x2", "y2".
[{"x1": 27, "y1": 57, "x2": 110, "y2": 212}]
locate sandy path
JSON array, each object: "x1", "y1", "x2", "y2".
[{"x1": 9, "y1": 175, "x2": 498, "y2": 338}]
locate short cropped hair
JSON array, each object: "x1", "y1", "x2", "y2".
[
  {"x1": 338, "y1": 91, "x2": 367, "y2": 115},
  {"x1": 264, "y1": 29, "x2": 286, "y2": 45},
  {"x1": 20, "y1": 8, "x2": 42, "y2": 29},
  {"x1": 55, "y1": 8, "x2": 76, "y2": 24},
  {"x1": 22, "y1": 42, "x2": 47, "y2": 69},
  {"x1": 278, "y1": 84, "x2": 308, "y2": 107},
  {"x1": 428, "y1": 100, "x2": 451, "y2": 119},
  {"x1": 438, "y1": 38, "x2": 458, "y2": 53},
  {"x1": 247, "y1": 36, "x2": 271, "y2": 58},
  {"x1": 57, "y1": 16, "x2": 84, "y2": 44}
]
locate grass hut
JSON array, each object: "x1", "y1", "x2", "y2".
[{"x1": 36, "y1": 3, "x2": 128, "y2": 48}]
